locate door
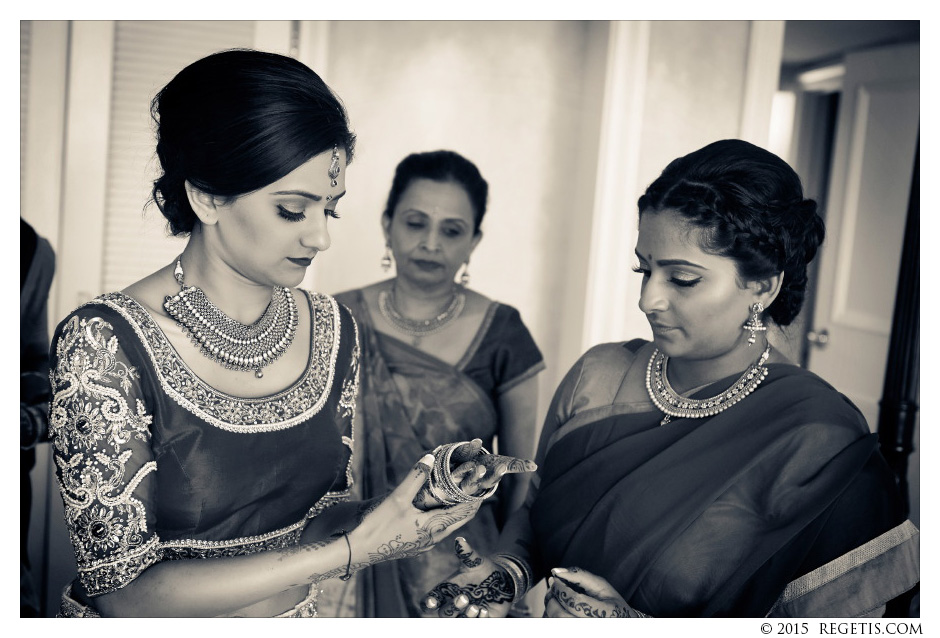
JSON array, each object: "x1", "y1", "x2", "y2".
[{"x1": 805, "y1": 42, "x2": 919, "y2": 430}]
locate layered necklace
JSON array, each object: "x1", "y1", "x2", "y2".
[
  {"x1": 378, "y1": 284, "x2": 466, "y2": 347},
  {"x1": 163, "y1": 256, "x2": 298, "y2": 378},
  {"x1": 646, "y1": 342, "x2": 772, "y2": 426}
]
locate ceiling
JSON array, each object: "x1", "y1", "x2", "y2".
[{"x1": 782, "y1": 20, "x2": 920, "y2": 70}]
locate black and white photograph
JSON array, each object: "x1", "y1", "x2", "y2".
[{"x1": 17, "y1": 13, "x2": 923, "y2": 628}]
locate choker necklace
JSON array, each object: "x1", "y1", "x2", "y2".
[
  {"x1": 163, "y1": 256, "x2": 298, "y2": 378},
  {"x1": 377, "y1": 284, "x2": 466, "y2": 347},
  {"x1": 646, "y1": 342, "x2": 771, "y2": 426}
]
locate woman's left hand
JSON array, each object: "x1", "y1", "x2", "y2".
[{"x1": 543, "y1": 567, "x2": 646, "y2": 618}]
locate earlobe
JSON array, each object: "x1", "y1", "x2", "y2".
[{"x1": 185, "y1": 180, "x2": 221, "y2": 225}]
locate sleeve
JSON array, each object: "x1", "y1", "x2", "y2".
[
  {"x1": 492, "y1": 305, "x2": 545, "y2": 395},
  {"x1": 48, "y1": 310, "x2": 162, "y2": 597},
  {"x1": 334, "y1": 303, "x2": 361, "y2": 492}
]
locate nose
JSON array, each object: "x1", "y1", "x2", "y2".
[
  {"x1": 301, "y1": 212, "x2": 331, "y2": 252},
  {"x1": 638, "y1": 275, "x2": 668, "y2": 315},
  {"x1": 421, "y1": 224, "x2": 442, "y2": 252}
]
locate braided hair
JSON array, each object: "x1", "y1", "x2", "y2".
[{"x1": 637, "y1": 139, "x2": 825, "y2": 326}]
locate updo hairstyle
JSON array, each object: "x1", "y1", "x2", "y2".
[
  {"x1": 383, "y1": 150, "x2": 488, "y2": 233},
  {"x1": 637, "y1": 139, "x2": 825, "y2": 326},
  {"x1": 151, "y1": 49, "x2": 356, "y2": 236}
]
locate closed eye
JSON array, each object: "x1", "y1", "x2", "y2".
[{"x1": 277, "y1": 205, "x2": 305, "y2": 222}]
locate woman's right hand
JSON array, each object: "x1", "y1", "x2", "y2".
[
  {"x1": 346, "y1": 454, "x2": 480, "y2": 575},
  {"x1": 419, "y1": 537, "x2": 515, "y2": 618}
]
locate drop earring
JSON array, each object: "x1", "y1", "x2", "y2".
[
  {"x1": 742, "y1": 302, "x2": 767, "y2": 346},
  {"x1": 381, "y1": 245, "x2": 393, "y2": 273},
  {"x1": 459, "y1": 262, "x2": 471, "y2": 286}
]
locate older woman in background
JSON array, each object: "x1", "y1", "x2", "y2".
[{"x1": 335, "y1": 150, "x2": 544, "y2": 617}]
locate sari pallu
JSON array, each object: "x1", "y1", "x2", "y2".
[
  {"x1": 334, "y1": 292, "x2": 512, "y2": 617},
  {"x1": 530, "y1": 363, "x2": 918, "y2": 617}
]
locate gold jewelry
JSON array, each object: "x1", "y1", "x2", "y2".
[
  {"x1": 377, "y1": 284, "x2": 465, "y2": 347},
  {"x1": 646, "y1": 343, "x2": 771, "y2": 426},
  {"x1": 328, "y1": 145, "x2": 341, "y2": 187},
  {"x1": 163, "y1": 255, "x2": 298, "y2": 378},
  {"x1": 742, "y1": 301, "x2": 767, "y2": 346},
  {"x1": 381, "y1": 245, "x2": 393, "y2": 272},
  {"x1": 459, "y1": 262, "x2": 471, "y2": 286}
]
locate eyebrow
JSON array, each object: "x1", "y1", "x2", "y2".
[
  {"x1": 634, "y1": 250, "x2": 706, "y2": 269},
  {"x1": 271, "y1": 190, "x2": 347, "y2": 202}
]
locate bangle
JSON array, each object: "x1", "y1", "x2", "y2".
[
  {"x1": 429, "y1": 442, "x2": 499, "y2": 505},
  {"x1": 492, "y1": 553, "x2": 533, "y2": 603},
  {"x1": 336, "y1": 530, "x2": 352, "y2": 581}
]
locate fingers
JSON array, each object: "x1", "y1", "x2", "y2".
[
  {"x1": 453, "y1": 536, "x2": 484, "y2": 570},
  {"x1": 393, "y1": 453, "x2": 434, "y2": 503},
  {"x1": 552, "y1": 566, "x2": 617, "y2": 598},
  {"x1": 451, "y1": 438, "x2": 484, "y2": 463}
]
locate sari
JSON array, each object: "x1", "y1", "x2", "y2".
[
  {"x1": 334, "y1": 289, "x2": 544, "y2": 617},
  {"x1": 529, "y1": 340, "x2": 919, "y2": 617}
]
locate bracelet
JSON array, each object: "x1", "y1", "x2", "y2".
[
  {"x1": 492, "y1": 553, "x2": 533, "y2": 604},
  {"x1": 336, "y1": 529, "x2": 352, "y2": 581},
  {"x1": 429, "y1": 442, "x2": 499, "y2": 506}
]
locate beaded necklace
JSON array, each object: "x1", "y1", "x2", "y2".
[
  {"x1": 377, "y1": 284, "x2": 466, "y2": 347},
  {"x1": 646, "y1": 343, "x2": 771, "y2": 426},
  {"x1": 163, "y1": 256, "x2": 298, "y2": 378}
]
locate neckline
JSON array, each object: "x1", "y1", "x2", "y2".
[
  {"x1": 113, "y1": 290, "x2": 317, "y2": 401},
  {"x1": 352, "y1": 287, "x2": 497, "y2": 371}
]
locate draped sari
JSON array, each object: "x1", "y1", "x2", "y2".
[
  {"x1": 529, "y1": 340, "x2": 919, "y2": 617},
  {"x1": 334, "y1": 289, "x2": 544, "y2": 617}
]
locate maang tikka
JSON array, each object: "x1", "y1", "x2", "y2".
[
  {"x1": 742, "y1": 301, "x2": 767, "y2": 346},
  {"x1": 328, "y1": 145, "x2": 341, "y2": 187}
]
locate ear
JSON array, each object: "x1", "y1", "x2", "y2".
[
  {"x1": 469, "y1": 230, "x2": 483, "y2": 255},
  {"x1": 184, "y1": 180, "x2": 223, "y2": 226},
  {"x1": 747, "y1": 271, "x2": 784, "y2": 308},
  {"x1": 381, "y1": 213, "x2": 392, "y2": 244}
]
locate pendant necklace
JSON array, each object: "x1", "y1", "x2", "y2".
[
  {"x1": 163, "y1": 255, "x2": 298, "y2": 378},
  {"x1": 646, "y1": 342, "x2": 772, "y2": 426},
  {"x1": 378, "y1": 283, "x2": 466, "y2": 347}
]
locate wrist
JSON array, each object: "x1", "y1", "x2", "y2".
[{"x1": 491, "y1": 553, "x2": 533, "y2": 603}]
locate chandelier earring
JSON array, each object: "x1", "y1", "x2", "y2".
[
  {"x1": 742, "y1": 301, "x2": 767, "y2": 346},
  {"x1": 459, "y1": 262, "x2": 471, "y2": 286},
  {"x1": 381, "y1": 245, "x2": 393, "y2": 273}
]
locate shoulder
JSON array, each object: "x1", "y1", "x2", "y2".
[
  {"x1": 551, "y1": 340, "x2": 652, "y2": 416},
  {"x1": 53, "y1": 292, "x2": 143, "y2": 340}
]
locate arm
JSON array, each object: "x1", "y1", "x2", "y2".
[
  {"x1": 494, "y1": 375, "x2": 540, "y2": 524},
  {"x1": 93, "y1": 458, "x2": 478, "y2": 617}
]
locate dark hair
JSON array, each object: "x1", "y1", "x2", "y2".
[
  {"x1": 382, "y1": 150, "x2": 488, "y2": 233},
  {"x1": 151, "y1": 49, "x2": 356, "y2": 236},
  {"x1": 637, "y1": 139, "x2": 825, "y2": 326}
]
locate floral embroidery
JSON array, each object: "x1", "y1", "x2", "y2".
[
  {"x1": 89, "y1": 291, "x2": 342, "y2": 433},
  {"x1": 50, "y1": 315, "x2": 160, "y2": 596}
]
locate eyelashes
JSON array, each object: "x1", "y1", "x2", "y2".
[
  {"x1": 277, "y1": 206, "x2": 341, "y2": 222},
  {"x1": 631, "y1": 265, "x2": 700, "y2": 288}
]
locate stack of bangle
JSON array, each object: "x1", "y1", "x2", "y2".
[
  {"x1": 427, "y1": 442, "x2": 499, "y2": 506},
  {"x1": 492, "y1": 553, "x2": 533, "y2": 604}
]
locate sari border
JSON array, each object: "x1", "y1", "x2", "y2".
[
  {"x1": 456, "y1": 300, "x2": 499, "y2": 370},
  {"x1": 768, "y1": 520, "x2": 919, "y2": 617}
]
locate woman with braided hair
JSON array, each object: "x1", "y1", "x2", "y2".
[{"x1": 420, "y1": 139, "x2": 920, "y2": 618}]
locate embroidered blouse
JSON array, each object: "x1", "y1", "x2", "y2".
[{"x1": 48, "y1": 290, "x2": 360, "y2": 598}]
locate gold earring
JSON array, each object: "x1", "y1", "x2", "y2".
[
  {"x1": 459, "y1": 263, "x2": 470, "y2": 286},
  {"x1": 742, "y1": 302, "x2": 767, "y2": 345}
]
